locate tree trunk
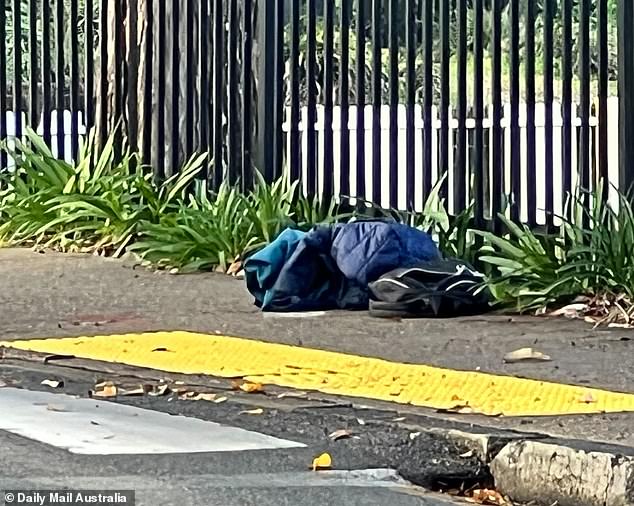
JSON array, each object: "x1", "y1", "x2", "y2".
[{"x1": 98, "y1": 0, "x2": 199, "y2": 175}]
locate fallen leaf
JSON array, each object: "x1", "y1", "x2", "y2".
[
  {"x1": 240, "y1": 408, "x2": 264, "y2": 415},
  {"x1": 608, "y1": 323, "x2": 634, "y2": 329},
  {"x1": 189, "y1": 393, "x2": 218, "y2": 402},
  {"x1": 356, "y1": 418, "x2": 366, "y2": 426},
  {"x1": 503, "y1": 347, "x2": 552, "y2": 363},
  {"x1": 119, "y1": 386, "x2": 148, "y2": 396},
  {"x1": 442, "y1": 404, "x2": 476, "y2": 414},
  {"x1": 92, "y1": 382, "x2": 117, "y2": 398},
  {"x1": 214, "y1": 396, "x2": 228, "y2": 404},
  {"x1": 41, "y1": 379, "x2": 63, "y2": 388},
  {"x1": 311, "y1": 452, "x2": 332, "y2": 471},
  {"x1": 148, "y1": 384, "x2": 170, "y2": 397},
  {"x1": 409, "y1": 432, "x2": 421, "y2": 440},
  {"x1": 328, "y1": 429, "x2": 354, "y2": 441},
  {"x1": 392, "y1": 417, "x2": 406, "y2": 422},
  {"x1": 460, "y1": 450, "x2": 475, "y2": 458},
  {"x1": 232, "y1": 380, "x2": 264, "y2": 393},
  {"x1": 579, "y1": 392, "x2": 596, "y2": 404},
  {"x1": 227, "y1": 260, "x2": 242, "y2": 276},
  {"x1": 277, "y1": 391, "x2": 308, "y2": 399},
  {"x1": 549, "y1": 303, "x2": 588, "y2": 317},
  {"x1": 467, "y1": 488, "x2": 507, "y2": 505}
]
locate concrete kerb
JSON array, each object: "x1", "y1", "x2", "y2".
[
  {"x1": 3, "y1": 345, "x2": 634, "y2": 505},
  {"x1": 440, "y1": 428, "x2": 634, "y2": 506}
]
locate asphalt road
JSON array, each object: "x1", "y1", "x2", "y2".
[
  {"x1": 0, "y1": 248, "x2": 632, "y2": 447},
  {"x1": 0, "y1": 361, "x2": 479, "y2": 506}
]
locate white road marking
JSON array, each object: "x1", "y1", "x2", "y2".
[{"x1": 0, "y1": 387, "x2": 304, "y2": 455}]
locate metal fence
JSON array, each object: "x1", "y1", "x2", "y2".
[{"x1": 1, "y1": 0, "x2": 634, "y2": 230}]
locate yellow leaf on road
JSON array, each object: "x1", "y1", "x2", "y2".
[
  {"x1": 232, "y1": 380, "x2": 264, "y2": 393},
  {"x1": 312, "y1": 452, "x2": 332, "y2": 471}
]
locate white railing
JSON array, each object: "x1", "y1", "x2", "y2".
[
  {"x1": 284, "y1": 98, "x2": 620, "y2": 224},
  {"x1": 1, "y1": 110, "x2": 87, "y2": 170},
  {"x1": 1, "y1": 102, "x2": 622, "y2": 226}
]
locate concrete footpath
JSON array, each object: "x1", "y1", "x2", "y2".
[{"x1": 1, "y1": 248, "x2": 634, "y2": 505}]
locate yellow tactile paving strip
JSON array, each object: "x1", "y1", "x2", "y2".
[{"x1": 2, "y1": 331, "x2": 634, "y2": 416}]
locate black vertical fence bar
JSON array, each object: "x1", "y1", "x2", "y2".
[
  {"x1": 439, "y1": 0, "x2": 450, "y2": 201},
  {"x1": 355, "y1": 0, "x2": 366, "y2": 200},
  {"x1": 227, "y1": 0, "x2": 238, "y2": 184},
  {"x1": 455, "y1": 0, "x2": 467, "y2": 213},
  {"x1": 473, "y1": 0, "x2": 484, "y2": 228},
  {"x1": 525, "y1": 0, "x2": 536, "y2": 226},
  {"x1": 199, "y1": 0, "x2": 209, "y2": 159},
  {"x1": 579, "y1": 0, "x2": 591, "y2": 202},
  {"x1": 141, "y1": 0, "x2": 152, "y2": 164},
  {"x1": 491, "y1": 0, "x2": 503, "y2": 230},
  {"x1": 339, "y1": 0, "x2": 350, "y2": 198},
  {"x1": 28, "y1": 0, "x2": 38, "y2": 129},
  {"x1": 322, "y1": 0, "x2": 335, "y2": 201},
  {"x1": 509, "y1": 0, "x2": 520, "y2": 223},
  {"x1": 271, "y1": 0, "x2": 284, "y2": 180},
  {"x1": 371, "y1": 0, "x2": 381, "y2": 204},
  {"x1": 388, "y1": 0, "x2": 398, "y2": 209},
  {"x1": 212, "y1": 0, "x2": 224, "y2": 188},
  {"x1": 618, "y1": 0, "x2": 634, "y2": 193},
  {"x1": 84, "y1": 0, "x2": 94, "y2": 134},
  {"x1": 156, "y1": 0, "x2": 166, "y2": 179},
  {"x1": 55, "y1": 0, "x2": 64, "y2": 158},
  {"x1": 70, "y1": 0, "x2": 80, "y2": 160},
  {"x1": 404, "y1": 0, "x2": 415, "y2": 211},
  {"x1": 242, "y1": 0, "x2": 254, "y2": 186},
  {"x1": 598, "y1": 0, "x2": 608, "y2": 197},
  {"x1": 112, "y1": 0, "x2": 123, "y2": 158},
  {"x1": 306, "y1": 0, "x2": 317, "y2": 196},
  {"x1": 543, "y1": 0, "x2": 554, "y2": 227},
  {"x1": 170, "y1": 0, "x2": 180, "y2": 175},
  {"x1": 289, "y1": 0, "x2": 301, "y2": 183},
  {"x1": 255, "y1": 1, "x2": 273, "y2": 181},
  {"x1": 561, "y1": 0, "x2": 573, "y2": 204},
  {"x1": 185, "y1": 0, "x2": 194, "y2": 157},
  {"x1": 41, "y1": 0, "x2": 52, "y2": 148},
  {"x1": 97, "y1": 0, "x2": 107, "y2": 146},
  {"x1": 422, "y1": 0, "x2": 432, "y2": 197},
  {"x1": 13, "y1": 0, "x2": 22, "y2": 142},
  {"x1": 0, "y1": 4, "x2": 7, "y2": 169},
  {"x1": 416, "y1": 0, "x2": 423, "y2": 44}
]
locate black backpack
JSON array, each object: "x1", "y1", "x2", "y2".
[{"x1": 368, "y1": 258, "x2": 491, "y2": 318}]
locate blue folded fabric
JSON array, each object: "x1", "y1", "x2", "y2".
[{"x1": 244, "y1": 221, "x2": 440, "y2": 312}]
